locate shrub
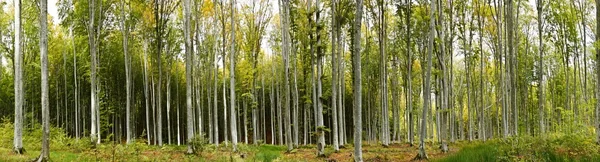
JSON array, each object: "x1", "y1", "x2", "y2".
[{"x1": 188, "y1": 133, "x2": 208, "y2": 155}]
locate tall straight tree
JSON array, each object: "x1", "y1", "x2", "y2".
[
  {"x1": 153, "y1": 0, "x2": 179, "y2": 146},
  {"x1": 537, "y1": 0, "x2": 545, "y2": 135},
  {"x1": 13, "y1": 0, "x2": 24, "y2": 154},
  {"x1": 119, "y1": 0, "x2": 133, "y2": 144},
  {"x1": 280, "y1": 0, "x2": 294, "y2": 152},
  {"x1": 230, "y1": 0, "x2": 239, "y2": 152},
  {"x1": 596, "y1": 0, "x2": 600, "y2": 144},
  {"x1": 331, "y1": 0, "x2": 340, "y2": 152},
  {"x1": 352, "y1": 0, "x2": 364, "y2": 161},
  {"x1": 315, "y1": 0, "x2": 326, "y2": 156},
  {"x1": 405, "y1": 0, "x2": 414, "y2": 145},
  {"x1": 38, "y1": 0, "x2": 50, "y2": 160},
  {"x1": 377, "y1": 0, "x2": 389, "y2": 146},
  {"x1": 415, "y1": 0, "x2": 435, "y2": 159},
  {"x1": 88, "y1": 0, "x2": 99, "y2": 144},
  {"x1": 184, "y1": 0, "x2": 194, "y2": 154}
]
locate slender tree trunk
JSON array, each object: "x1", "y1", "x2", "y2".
[
  {"x1": 352, "y1": 0, "x2": 364, "y2": 160},
  {"x1": 313, "y1": 0, "x2": 326, "y2": 155},
  {"x1": 270, "y1": 74, "x2": 275, "y2": 145},
  {"x1": 230, "y1": 0, "x2": 239, "y2": 152},
  {"x1": 416, "y1": 0, "x2": 434, "y2": 159},
  {"x1": 13, "y1": 0, "x2": 24, "y2": 154},
  {"x1": 331, "y1": 0, "x2": 340, "y2": 152},
  {"x1": 88, "y1": 0, "x2": 100, "y2": 145},
  {"x1": 167, "y1": 71, "x2": 172, "y2": 144},
  {"x1": 537, "y1": 0, "x2": 545, "y2": 135},
  {"x1": 177, "y1": 79, "x2": 181, "y2": 145},
  {"x1": 119, "y1": 0, "x2": 133, "y2": 144},
  {"x1": 184, "y1": 0, "x2": 194, "y2": 153},
  {"x1": 143, "y1": 38, "x2": 151, "y2": 144},
  {"x1": 378, "y1": 0, "x2": 389, "y2": 146},
  {"x1": 38, "y1": 0, "x2": 50, "y2": 160},
  {"x1": 405, "y1": 0, "x2": 414, "y2": 145},
  {"x1": 595, "y1": 0, "x2": 600, "y2": 144}
]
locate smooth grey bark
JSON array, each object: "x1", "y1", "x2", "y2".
[
  {"x1": 279, "y1": 0, "x2": 293, "y2": 152},
  {"x1": 596, "y1": 0, "x2": 600, "y2": 143},
  {"x1": 314, "y1": 0, "x2": 325, "y2": 156},
  {"x1": 277, "y1": 84, "x2": 283, "y2": 145},
  {"x1": 270, "y1": 71, "x2": 275, "y2": 144},
  {"x1": 177, "y1": 80, "x2": 181, "y2": 145},
  {"x1": 119, "y1": 0, "x2": 133, "y2": 144},
  {"x1": 507, "y1": 0, "x2": 517, "y2": 137},
  {"x1": 537, "y1": 0, "x2": 545, "y2": 135},
  {"x1": 88, "y1": 0, "x2": 99, "y2": 145},
  {"x1": 38, "y1": 0, "x2": 49, "y2": 160},
  {"x1": 143, "y1": 38, "x2": 151, "y2": 144},
  {"x1": 352, "y1": 0, "x2": 364, "y2": 160},
  {"x1": 405, "y1": 0, "x2": 413, "y2": 145},
  {"x1": 477, "y1": 0, "x2": 485, "y2": 141},
  {"x1": 415, "y1": 0, "x2": 434, "y2": 159},
  {"x1": 331, "y1": 0, "x2": 339, "y2": 152},
  {"x1": 71, "y1": 0, "x2": 79, "y2": 139},
  {"x1": 377, "y1": 0, "x2": 389, "y2": 146},
  {"x1": 167, "y1": 68, "x2": 172, "y2": 144},
  {"x1": 13, "y1": 0, "x2": 24, "y2": 154},
  {"x1": 230, "y1": 0, "x2": 239, "y2": 152},
  {"x1": 244, "y1": 99, "x2": 248, "y2": 144},
  {"x1": 184, "y1": 0, "x2": 194, "y2": 153}
]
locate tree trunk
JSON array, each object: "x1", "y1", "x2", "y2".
[
  {"x1": 405, "y1": 0, "x2": 413, "y2": 145},
  {"x1": 88, "y1": 0, "x2": 100, "y2": 145},
  {"x1": 119, "y1": 0, "x2": 133, "y2": 144},
  {"x1": 13, "y1": 0, "x2": 24, "y2": 154},
  {"x1": 230, "y1": 0, "x2": 239, "y2": 152},
  {"x1": 352, "y1": 0, "x2": 364, "y2": 160},
  {"x1": 314, "y1": 0, "x2": 326, "y2": 156},
  {"x1": 38, "y1": 0, "x2": 50, "y2": 160},
  {"x1": 331, "y1": 0, "x2": 340, "y2": 152},
  {"x1": 184, "y1": 0, "x2": 194, "y2": 153},
  {"x1": 415, "y1": 0, "x2": 434, "y2": 159},
  {"x1": 595, "y1": 0, "x2": 600, "y2": 144},
  {"x1": 378, "y1": 0, "x2": 389, "y2": 146},
  {"x1": 537, "y1": 0, "x2": 545, "y2": 135}
]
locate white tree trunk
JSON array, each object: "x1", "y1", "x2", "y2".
[
  {"x1": 39, "y1": 0, "x2": 50, "y2": 160},
  {"x1": 416, "y1": 0, "x2": 435, "y2": 159},
  {"x1": 352, "y1": 0, "x2": 364, "y2": 160},
  {"x1": 88, "y1": 0, "x2": 99, "y2": 145},
  {"x1": 184, "y1": 0, "x2": 194, "y2": 153},
  {"x1": 230, "y1": 0, "x2": 239, "y2": 152},
  {"x1": 13, "y1": 0, "x2": 24, "y2": 153}
]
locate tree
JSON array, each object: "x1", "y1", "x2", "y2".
[
  {"x1": 331, "y1": 0, "x2": 340, "y2": 152},
  {"x1": 280, "y1": 0, "x2": 293, "y2": 152},
  {"x1": 184, "y1": 0, "x2": 194, "y2": 154},
  {"x1": 537, "y1": 0, "x2": 545, "y2": 135},
  {"x1": 38, "y1": 0, "x2": 50, "y2": 160},
  {"x1": 230, "y1": 0, "x2": 239, "y2": 152},
  {"x1": 596, "y1": 0, "x2": 600, "y2": 144},
  {"x1": 119, "y1": 0, "x2": 133, "y2": 144},
  {"x1": 415, "y1": 0, "x2": 435, "y2": 159},
  {"x1": 377, "y1": 0, "x2": 389, "y2": 147},
  {"x1": 13, "y1": 0, "x2": 24, "y2": 154},
  {"x1": 315, "y1": 0, "x2": 326, "y2": 156},
  {"x1": 352, "y1": 0, "x2": 364, "y2": 161},
  {"x1": 88, "y1": 0, "x2": 100, "y2": 144}
]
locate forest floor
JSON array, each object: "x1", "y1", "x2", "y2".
[
  {"x1": 3, "y1": 136, "x2": 600, "y2": 162},
  {"x1": 0, "y1": 141, "x2": 463, "y2": 162},
  {"x1": 2, "y1": 120, "x2": 600, "y2": 162}
]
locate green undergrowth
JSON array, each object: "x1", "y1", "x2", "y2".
[
  {"x1": 0, "y1": 119, "x2": 286, "y2": 161},
  {"x1": 438, "y1": 133, "x2": 600, "y2": 162}
]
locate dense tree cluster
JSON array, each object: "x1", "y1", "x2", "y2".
[{"x1": 1, "y1": 0, "x2": 600, "y2": 161}]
